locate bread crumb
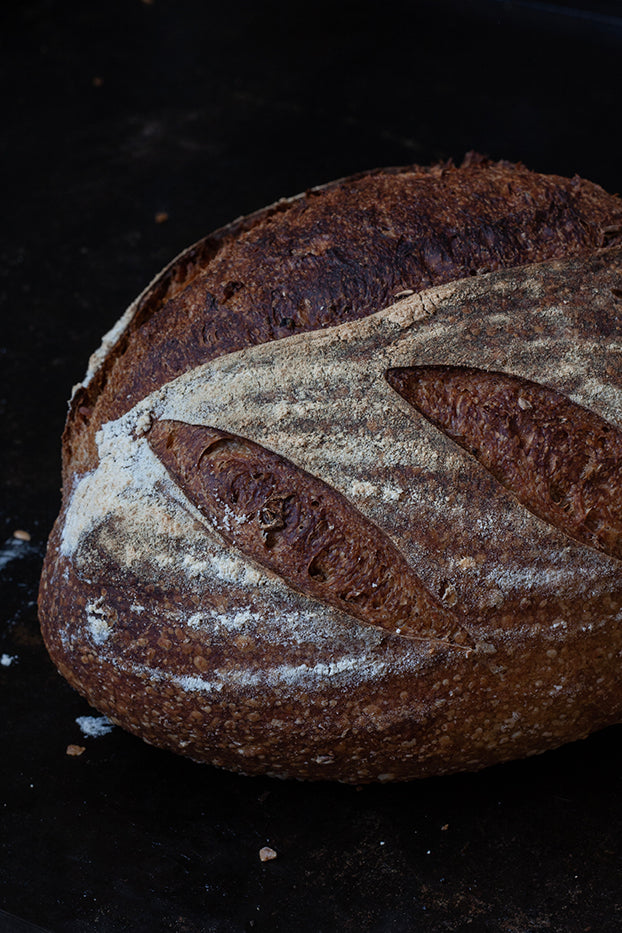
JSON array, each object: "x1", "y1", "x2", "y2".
[
  {"x1": 457, "y1": 556, "x2": 476, "y2": 570},
  {"x1": 135, "y1": 411, "x2": 153, "y2": 436},
  {"x1": 259, "y1": 846, "x2": 277, "y2": 862},
  {"x1": 66, "y1": 744, "x2": 86, "y2": 757},
  {"x1": 441, "y1": 583, "x2": 458, "y2": 607},
  {"x1": 155, "y1": 211, "x2": 169, "y2": 224},
  {"x1": 441, "y1": 824, "x2": 449, "y2": 831},
  {"x1": 13, "y1": 529, "x2": 31, "y2": 541}
]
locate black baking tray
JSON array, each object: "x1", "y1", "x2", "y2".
[{"x1": 2, "y1": 2, "x2": 622, "y2": 930}]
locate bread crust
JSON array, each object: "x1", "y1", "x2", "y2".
[
  {"x1": 39, "y1": 159, "x2": 622, "y2": 781},
  {"x1": 62, "y1": 156, "x2": 622, "y2": 480}
]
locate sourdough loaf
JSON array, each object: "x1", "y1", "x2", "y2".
[{"x1": 39, "y1": 157, "x2": 622, "y2": 781}]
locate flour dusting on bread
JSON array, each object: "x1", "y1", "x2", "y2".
[{"x1": 39, "y1": 160, "x2": 622, "y2": 782}]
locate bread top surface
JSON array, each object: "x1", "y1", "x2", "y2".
[
  {"x1": 58, "y1": 247, "x2": 622, "y2": 670},
  {"x1": 64, "y1": 157, "x2": 622, "y2": 482}
]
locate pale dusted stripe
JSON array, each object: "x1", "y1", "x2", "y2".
[{"x1": 62, "y1": 264, "x2": 622, "y2": 643}]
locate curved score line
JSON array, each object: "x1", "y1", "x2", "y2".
[
  {"x1": 147, "y1": 419, "x2": 472, "y2": 649},
  {"x1": 386, "y1": 365, "x2": 622, "y2": 561}
]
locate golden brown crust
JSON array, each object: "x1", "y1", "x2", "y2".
[{"x1": 39, "y1": 159, "x2": 622, "y2": 782}]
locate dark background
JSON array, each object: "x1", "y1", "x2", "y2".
[{"x1": 2, "y1": 1, "x2": 622, "y2": 931}]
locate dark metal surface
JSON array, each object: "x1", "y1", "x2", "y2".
[{"x1": 1, "y1": 1, "x2": 621, "y2": 930}]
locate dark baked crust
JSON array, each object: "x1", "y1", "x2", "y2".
[
  {"x1": 147, "y1": 420, "x2": 468, "y2": 646},
  {"x1": 64, "y1": 155, "x2": 622, "y2": 480},
  {"x1": 386, "y1": 366, "x2": 622, "y2": 560},
  {"x1": 39, "y1": 158, "x2": 622, "y2": 782}
]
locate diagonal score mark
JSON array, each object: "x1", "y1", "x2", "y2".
[
  {"x1": 386, "y1": 365, "x2": 622, "y2": 561},
  {"x1": 147, "y1": 419, "x2": 472, "y2": 650}
]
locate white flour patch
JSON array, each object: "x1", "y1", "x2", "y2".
[
  {"x1": 1, "y1": 653, "x2": 17, "y2": 667},
  {"x1": 111, "y1": 650, "x2": 397, "y2": 697},
  {"x1": 483, "y1": 548, "x2": 617, "y2": 599},
  {"x1": 76, "y1": 715, "x2": 115, "y2": 737},
  {"x1": 348, "y1": 479, "x2": 377, "y2": 499},
  {"x1": 0, "y1": 538, "x2": 33, "y2": 571},
  {"x1": 86, "y1": 599, "x2": 112, "y2": 645},
  {"x1": 381, "y1": 483, "x2": 404, "y2": 502}
]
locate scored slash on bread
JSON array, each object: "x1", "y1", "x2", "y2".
[
  {"x1": 386, "y1": 366, "x2": 622, "y2": 561},
  {"x1": 147, "y1": 419, "x2": 472, "y2": 649}
]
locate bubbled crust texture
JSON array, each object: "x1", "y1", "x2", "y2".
[{"x1": 39, "y1": 158, "x2": 622, "y2": 782}]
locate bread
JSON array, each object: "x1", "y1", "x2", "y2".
[{"x1": 38, "y1": 156, "x2": 622, "y2": 782}]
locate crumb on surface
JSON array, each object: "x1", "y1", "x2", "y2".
[
  {"x1": 66, "y1": 744, "x2": 86, "y2": 757},
  {"x1": 259, "y1": 846, "x2": 277, "y2": 862},
  {"x1": 13, "y1": 529, "x2": 31, "y2": 541},
  {"x1": 155, "y1": 211, "x2": 169, "y2": 224}
]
